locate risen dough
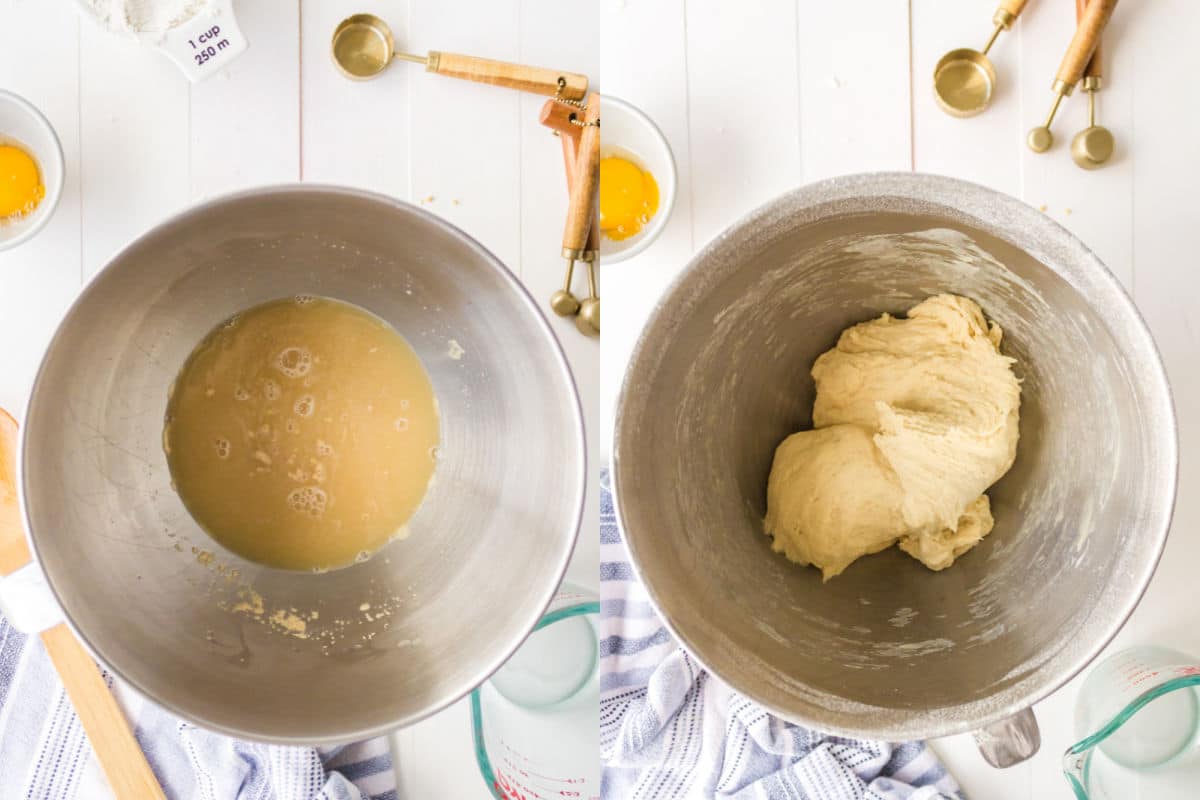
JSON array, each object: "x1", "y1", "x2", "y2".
[{"x1": 764, "y1": 294, "x2": 1020, "y2": 580}]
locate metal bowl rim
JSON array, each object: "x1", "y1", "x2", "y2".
[
  {"x1": 19, "y1": 182, "x2": 588, "y2": 745},
  {"x1": 612, "y1": 170, "x2": 1178, "y2": 739}
]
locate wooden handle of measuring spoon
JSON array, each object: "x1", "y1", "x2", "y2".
[
  {"x1": 429, "y1": 51, "x2": 588, "y2": 100},
  {"x1": 996, "y1": 0, "x2": 1030, "y2": 23},
  {"x1": 0, "y1": 410, "x2": 166, "y2": 800},
  {"x1": 1056, "y1": 0, "x2": 1116, "y2": 88},
  {"x1": 540, "y1": 100, "x2": 598, "y2": 252},
  {"x1": 561, "y1": 94, "x2": 600, "y2": 256},
  {"x1": 1075, "y1": 0, "x2": 1103, "y2": 80}
]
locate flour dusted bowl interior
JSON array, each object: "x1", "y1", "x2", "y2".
[
  {"x1": 21, "y1": 186, "x2": 584, "y2": 743},
  {"x1": 613, "y1": 173, "x2": 1175, "y2": 740}
]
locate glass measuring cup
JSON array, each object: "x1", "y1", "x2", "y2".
[
  {"x1": 1065, "y1": 645, "x2": 1200, "y2": 798},
  {"x1": 472, "y1": 582, "x2": 600, "y2": 800}
]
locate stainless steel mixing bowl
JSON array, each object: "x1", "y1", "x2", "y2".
[
  {"x1": 613, "y1": 172, "x2": 1176, "y2": 763},
  {"x1": 20, "y1": 185, "x2": 585, "y2": 744}
]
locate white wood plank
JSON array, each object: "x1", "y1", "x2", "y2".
[
  {"x1": 929, "y1": 734, "x2": 1031, "y2": 800},
  {"x1": 911, "y1": 0, "x2": 1023, "y2": 195},
  {"x1": 392, "y1": 696, "x2": 488, "y2": 799},
  {"x1": 406, "y1": 0, "x2": 523, "y2": 272},
  {"x1": 0, "y1": 0, "x2": 83, "y2": 418},
  {"x1": 190, "y1": 0, "x2": 301, "y2": 197},
  {"x1": 78, "y1": 18, "x2": 190, "y2": 277},
  {"x1": 300, "y1": 0, "x2": 410, "y2": 196},
  {"x1": 1123, "y1": 3, "x2": 1200, "y2": 631},
  {"x1": 1116, "y1": 15, "x2": 1200, "y2": 799},
  {"x1": 797, "y1": 0, "x2": 912, "y2": 180},
  {"x1": 684, "y1": 0, "x2": 801, "y2": 246},
  {"x1": 516, "y1": 0, "x2": 601, "y2": 593},
  {"x1": 1016, "y1": 0, "x2": 1133, "y2": 289},
  {"x1": 598, "y1": 0, "x2": 693, "y2": 463}
]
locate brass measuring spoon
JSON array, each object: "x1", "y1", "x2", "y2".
[
  {"x1": 540, "y1": 100, "x2": 599, "y2": 319},
  {"x1": 1027, "y1": 0, "x2": 1118, "y2": 152},
  {"x1": 331, "y1": 14, "x2": 588, "y2": 101},
  {"x1": 934, "y1": 0, "x2": 1030, "y2": 117},
  {"x1": 561, "y1": 94, "x2": 601, "y2": 338},
  {"x1": 1071, "y1": 0, "x2": 1114, "y2": 168}
]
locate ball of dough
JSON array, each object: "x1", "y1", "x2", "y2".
[{"x1": 764, "y1": 294, "x2": 1020, "y2": 580}]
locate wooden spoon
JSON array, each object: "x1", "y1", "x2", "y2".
[{"x1": 0, "y1": 408, "x2": 165, "y2": 800}]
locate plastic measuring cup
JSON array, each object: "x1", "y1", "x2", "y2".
[
  {"x1": 74, "y1": 0, "x2": 248, "y2": 83},
  {"x1": 1065, "y1": 645, "x2": 1200, "y2": 798},
  {"x1": 472, "y1": 582, "x2": 600, "y2": 800}
]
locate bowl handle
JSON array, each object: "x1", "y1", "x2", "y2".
[{"x1": 973, "y1": 707, "x2": 1041, "y2": 767}]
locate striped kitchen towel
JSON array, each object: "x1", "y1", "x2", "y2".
[
  {"x1": 0, "y1": 612, "x2": 396, "y2": 800},
  {"x1": 599, "y1": 470, "x2": 964, "y2": 800}
]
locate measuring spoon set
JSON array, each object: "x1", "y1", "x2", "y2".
[
  {"x1": 331, "y1": 14, "x2": 601, "y2": 337},
  {"x1": 935, "y1": 0, "x2": 1119, "y2": 169}
]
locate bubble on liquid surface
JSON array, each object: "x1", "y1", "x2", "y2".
[
  {"x1": 428, "y1": 446, "x2": 440, "y2": 462},
  {"x1": 263, "y1": 379, "x2": 280, "y2": 401},
  {"x1": 274, "y1": 346, "x2": 313, "y2": 378},
  {"x1": 394, "y1": 418, "x2": 409, "y2": 433},
  {"x1": 285, "y1": 419, "x2": 299, "y2": 434},
  {"x1": 234, "y1": 387, "x2": 250, "y2": 401},
  {"x1": 294, "y1": 395, "x2": 315, "y2": 418},
  {"x1": 287, "y1": 486, "x2": 327, "y2": 517},
  {"x1": 316, "y1": 439, "x2": 334, "y2": 457},
  {"x1": 214, "y1": 438, "x2": 231, "y2": 459},
  {"x1": 399, "y1": 399, "x2": 410, "y2": 410},
  {"x1": 223, "y1": 314, "x2": 240, "y2": 329},
  {"x1": 312, "y1": 462, "x2": 327, "y2": 483},
  {"x1": 294, "y1": 294, "x2": 316, "y2": 306},
  {"x1": 354, "y1": 550, "x2": 371, "y2": 563}
]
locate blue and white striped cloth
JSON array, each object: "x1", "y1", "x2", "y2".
[
  {"x1": 0, "y1": 612, "x2": 396, "y2": 800},
  {"x1": 599, "y1": 471, "x2": 964, "y2": 800}
]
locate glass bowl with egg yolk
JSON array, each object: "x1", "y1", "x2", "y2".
[
  {"x1": 0, "y1": 143, "x2": 44, "y2": 222},
  {"x1": 599, "y1": 154, "x2": 659, "y2": 242}
]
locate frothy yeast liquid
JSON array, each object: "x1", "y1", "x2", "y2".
[{"x1": 164, "y1": 296, "x2": 439, "y2": 570}]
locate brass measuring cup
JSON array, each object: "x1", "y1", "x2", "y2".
[
  {"x1": 1027, "y1": 0, "x2": 1118, "y2": 152},
  {"x1": 331, "y1": 14, "x2": 588, "y2": 101},
  {"x1": 934, "y1": 0, "x2": 1030, "y2": 117},
  {"x1": 1071, "y1": 0, "x2": 1114, "y2": 168}
]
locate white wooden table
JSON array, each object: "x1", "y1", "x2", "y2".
[
  {"x1": 0, "y1": 1, "x2": 597, "y2": 798},
  {"x1": 601, "y1": 0, "x2": 1200, "y2": 797}
]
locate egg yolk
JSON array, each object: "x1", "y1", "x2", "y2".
[
  {"x1": 599, "y1": 156, "x2": 659, "y2": 241},
  {"x1": 0, "y1": 144, "x2": 44, "y2": 221}
]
